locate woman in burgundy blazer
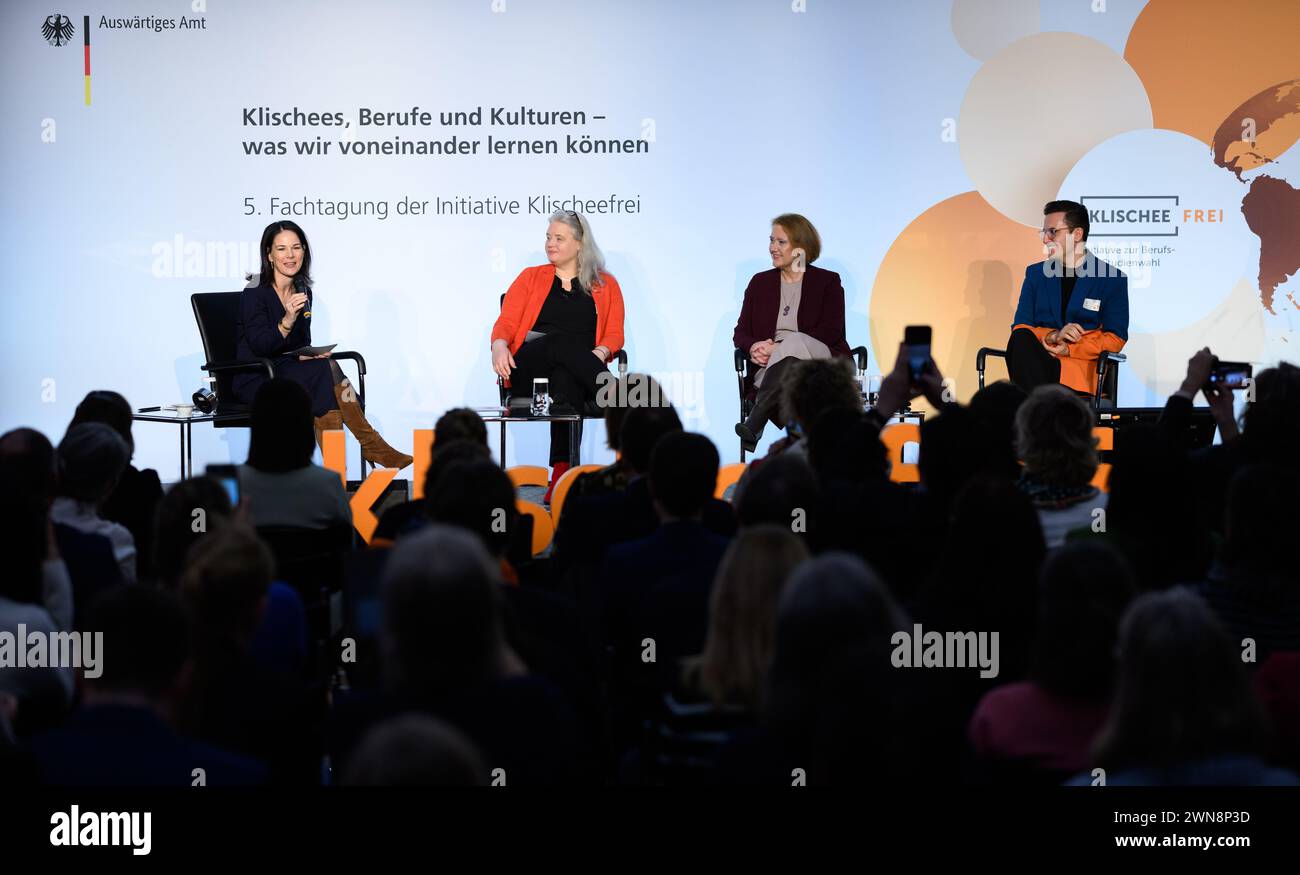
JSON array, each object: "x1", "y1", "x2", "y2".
[{"x1": 733, "y1": 214, "x2": 851, "y2": 451}]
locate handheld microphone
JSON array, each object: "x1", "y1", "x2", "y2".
[{"x1": 294, "y1": 275, "x2": 312, "y2": 319}]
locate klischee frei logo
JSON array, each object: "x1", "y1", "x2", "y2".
[{"x1": 41, "y1": 13, "x2": 76, "y2": 46}]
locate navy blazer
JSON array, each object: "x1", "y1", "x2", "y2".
[
  {"x1": 231, "y1": 284, "x2": 312, "y2": 401},
  {"x1": 733, "y1": 264, "x2": 852, "y2": 359},
  {"x1": 1011, "y1": 252, "x2": 1129, "y2": 340}
]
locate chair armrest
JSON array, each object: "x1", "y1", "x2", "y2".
[
  {"x1": 850, "y1": 345, "x2": 868, "y2": 373},
  {"x1": 330, "y1": 350, "x2": 368, "y2": 375},
  {"x1": 734, "y1": 348, "x2": 747, "y2": 373},
  {"x1": 613, "y1": 349, "x2": 627, "y2": 366},
  {"x1": 202, "y1": 358, "x2": 275, "y2": 378},
  {"x1": 975, "y1": 347, "x2": 1007, "y2": 372},
  {"x1": 1099, "y1": 351, "x2": 1127, "y2": 363}
]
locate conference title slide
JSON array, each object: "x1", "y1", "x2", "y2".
[
  {"x1": 240, "y1": 104, "x2": 652, "y2": 159},
  {"x1": 237, "y1": 104, "x2": 650, "y2": 221}
]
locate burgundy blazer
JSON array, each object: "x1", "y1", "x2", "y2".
[{"x1": 733, "y1": 264, "x2": 851, "y2": 361}]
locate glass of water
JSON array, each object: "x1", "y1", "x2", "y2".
[
  {"x1": 866, "y1": 375, "x2": 882, "y2": 409},
  {"x1": 531, "y1": 378, "x2": 550, "y2": 416}
]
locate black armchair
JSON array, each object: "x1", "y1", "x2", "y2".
[
  {"x1": 732, "y1": 345, "x2": 869, "y2": 461},
  {"x1": 976, "y1": 346, "x2": 1126, "y2": 410},
  {"x1": 191, "y1": 292, "x2": 371, "y2": 474}
]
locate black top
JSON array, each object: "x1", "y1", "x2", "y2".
[
  {"x1": 1061, "y1": 271, "x2": 1077, "y2": 324},
  {"x1": 532, "y1": 275, "x2": 596, "y2": 345}
]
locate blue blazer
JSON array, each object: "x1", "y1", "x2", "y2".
[{"x1": 1011, "y1": 252, "x2": 1129, "y2": 340}]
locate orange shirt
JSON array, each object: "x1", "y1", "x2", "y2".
[
  {"x1": 491, "y1": 264, "x2": 625, "y2": 357},
  {"x1": 1011, "y1": 323, "x2": 1126, "y2": 395}
]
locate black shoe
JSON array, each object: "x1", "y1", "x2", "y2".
[{"x1": 735, "y1": 421, "x2": 760, "y2": 454}]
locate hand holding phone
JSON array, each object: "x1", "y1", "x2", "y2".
[
  {"x1": 1206, "y1": 360, "x2": 1252, "y2": 391},
  {"x1": 903, "y1": 325, "x2": 932, "y2": 384}
]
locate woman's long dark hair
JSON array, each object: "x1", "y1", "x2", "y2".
[
  {"x1": 246, "y1": 378, "x2": 316, "y2": 472},
  {"x1": 252, "y1": 220, "x2": 313, "y2": 289}
]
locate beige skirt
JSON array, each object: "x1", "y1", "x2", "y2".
[{"x1": 754, "y1": 331, "x2": 832, "y2": 388}]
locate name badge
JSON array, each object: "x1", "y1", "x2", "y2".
[{"x1": 1082, "y1": 298, "x2": 1101, "y2": 311}]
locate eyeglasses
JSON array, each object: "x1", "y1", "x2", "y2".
[{"x1": 1039, "y1": 226, "x2": 1071, "y2": 240}]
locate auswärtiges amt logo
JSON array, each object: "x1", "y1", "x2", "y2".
[{"x1": 42, "y1": 13, "x2": 75, "y2": 46}]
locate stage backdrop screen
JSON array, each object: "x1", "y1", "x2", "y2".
[{"x1": 4, "y1": 0, "x2": 1298, "y2": 477}]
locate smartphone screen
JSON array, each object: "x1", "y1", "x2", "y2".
[
  {"x1": 903, "y1": 325, "x2": 932, "y2": 381},
  {"x1": 205, "y1": 464, "x2": 240, "y2": 506},
  {"x1": 1207, "y1": 361, "x2": 1252, "y2": 390}
]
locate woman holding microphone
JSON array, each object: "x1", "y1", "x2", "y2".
[
  {"x1": 491, "y1": 210, "x2": 625, "y2": 503},
  {"x1": 233, "y1": 220, "x2": 412, "y2": 469}
]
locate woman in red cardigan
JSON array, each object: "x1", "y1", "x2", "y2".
[{"x1": 491, "y1": 210, "x2": 625, "y2": 502}]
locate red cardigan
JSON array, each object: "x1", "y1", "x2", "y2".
[{"x1": 491, "y1": 264, "x2": 625, "y2": 357}]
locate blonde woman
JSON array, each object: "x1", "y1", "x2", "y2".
[{"x1": 491, "y1": 210, "x2": 626, "y2": 502}]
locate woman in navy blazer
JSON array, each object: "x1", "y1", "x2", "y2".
[
  {"x1": 233, "y1": 221, "x2": 411, "y2": 469},
  {"x1": 733, "y1": 214, "x2": 851, "y2": 451}
]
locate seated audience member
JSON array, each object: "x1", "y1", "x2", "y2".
[
  {"x1": 643, "y1": 526, "x2": 809, "y2": 785},
  {"x1": 1072, "y1": 588, "x2": 1298, "y2": 786},
  {"x1": 915, "y1": 475, "x2": 1043, "y2": 678},
  {"x1": 968, "y1": 540, "x2": 1135, "y2": 783},
  {"x1": 748, "y1": 355, "x2": 862, "y2": 468},
  {"x1": 904, "y1": 475, "x2": 1044, "y2": 782},
  {"x1": 719, "y1": 553, "x2": 911, "y2": 786},
  {"x1": 1013, "y1": 384, "x2": 1105, "y2": 548},
  {"x1": 51, "y1": 422, "x2": 137, "y2": 583},
  {"x1": 918, "y1": 404, "x2": 1008, "y2": 519},
  {"x1": 67, "y1": 390, "x2": 163, "y2": 579},
  {"x1": 239, "y1": 378, "x2": 351, "y2": 530},
  {"x1": 1163, "y1": 350, "x2": 1300, "y2": 533},
  {"x1": 568, "y1": 374, "x2": 666, "y2": 501},
  {"x1": 332, "y1": 526, "x2": 581, "y2": 785},
  {"x1": 374, "y1": 408, "x2": 491, "y2": 543},
  {"x1": 426, "y1": 456, "x2": 607, "y2": 780},
  {"x1": 153, "y1": 476, "x2": 307, "y2": 678},
  {"x1": 733, "y1": 452, "x2": 824, "y2": 548},
  {"x1": 0, "y1": 459, "x2": 75, "y2": 725},
  {"x1": 0, "y1": 427, "x2": 119, "y2": 628},
  {"x1": 806, "y1": 409, "x2": 926, "y2": 595},
  {"x1": 1097, "y1": 423, "x2": 1212, "y2": 590},
  {"x1": 967, "y1": 379, "x2": 1028, "y2": 481},
  {"x1": 600, "y1": 432, "x2": 734, "y2": 753},
  {"x1": 1196, "y1": 465, "x2": 1300, "y2": 659},
  {"x1": 344, "y1": 714, "x2": 487, "y2": 786},
  {"x1": 177, "y1": 524, "x2": 319, "y2": 784},
  {"x1": 554, "y1": 404, "x2": 734, "y2": 586},
  {"x1": 28, "y1": 586, "x2": 267, "y2": 786}
]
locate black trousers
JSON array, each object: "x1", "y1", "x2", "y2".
[
  {"x1": 1005, "y1": 327, "x2": 1062, "y2": 393},
  {"x1": 510, "y1": 333, "x2": 609, "y2": 464},
  {"x1": 745, "y1": 357, "x2": 796, "y2": 432}
]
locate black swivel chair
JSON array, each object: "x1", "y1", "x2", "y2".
[
  {"x1": 733, "y1": 345, "x2": 870, "y2": 461},
  {"x1": 976, "y1": 345, "x2": 1126, "y2": 410},
  {"x1": 191, "y1": 292, "x2": 371, "y2": 474}
]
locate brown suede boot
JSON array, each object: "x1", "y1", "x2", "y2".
[
  {"x1": 333, "y1": 381, "x2": 413, "y2": 469},
  {"x1": 313, "y1": 410, "x2": 343, "y2": 452}
]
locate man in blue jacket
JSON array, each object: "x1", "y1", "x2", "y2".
[{"x1": 1008, "y1": 200, "x2": 1128, "y2": 397}]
